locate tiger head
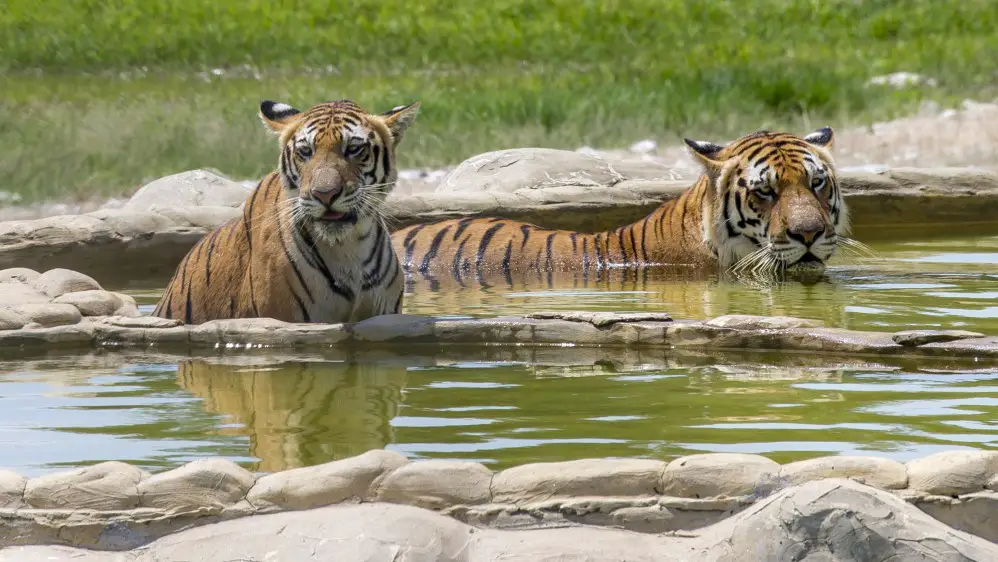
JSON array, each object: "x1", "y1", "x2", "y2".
[
  {"x1": 258, "y1": 99, "x2": 420, "y2": 240},
  {"x1": 684, "y1": 127, "x2": 849, "y2": 275}
]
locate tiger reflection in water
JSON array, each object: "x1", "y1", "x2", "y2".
[{"x1": 177, "y1": 359, "x2": 406, "y2": 472}]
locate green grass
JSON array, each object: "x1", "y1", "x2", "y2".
[{"x1": 1, "y1": 0, "x2": 996, "y2": 202}]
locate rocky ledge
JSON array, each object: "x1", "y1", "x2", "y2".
[
  {"x1": 1, "y1": 159, "x2": 997, "y2": 282},
  {"x1": 0, "y1": 267, "x2": 995, "y2": 360},
  {"x1": 4, "y1": 450, "x2": 998, "y2": 560}
]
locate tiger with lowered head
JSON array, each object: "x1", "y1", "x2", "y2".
[
  {"x1": 393, "y1": 127, "x2": 852, "y2": 287},
  {"x1": 154, "y1": 99, "x2": 420, "y2": 324}
]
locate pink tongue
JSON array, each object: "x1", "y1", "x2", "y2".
[{"x1": 322, "y1": 211, "x2": 345, "y2": 220}]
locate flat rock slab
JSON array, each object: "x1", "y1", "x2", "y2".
[
  {"x1": 893, "y1": 329, "x2": 987, "y2": 347},
  {"x1": 3, "y1": 479, "x2": 998, "y2": 561},
  {"x1": 0, "y1": 305, "x2": 996, "y2": 361}
]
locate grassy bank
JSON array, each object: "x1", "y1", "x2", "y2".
[{"x1": 1, "y1": 0, "x2": 996, "y2": 202}]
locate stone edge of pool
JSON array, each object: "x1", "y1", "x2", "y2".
[
  {"x1": 1, "y1": 164, "x2": 997, "y2": 281},
  {"x1": 3, "y1": 449, "x2": 998, "y2": 559},
  {"x1": 2, "y1": 305, "x2": 996, "y2": 361}
]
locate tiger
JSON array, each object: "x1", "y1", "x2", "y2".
[
  {"x1": 392, "y1": 127, "x2": 849, "y2": 288},
  {"x1": 153, "y1": 98, "x2": 420, "y2": 324}
]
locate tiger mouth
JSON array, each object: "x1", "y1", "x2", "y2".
[
  {"x1": 795, "y1": 252, "x2": 823, "y2": 264},
  {"x1": 316, "y1": 210, "x2": 358, "y2": 224}
]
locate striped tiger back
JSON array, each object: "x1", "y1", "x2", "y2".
[
  {"x1": 153, "y1": 98, "x2": 420, "y2": 324},
  {"x1": 392, "y1": 127, "x2": 848, "y2": 289}
]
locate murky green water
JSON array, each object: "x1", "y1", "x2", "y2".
[
  {"x1": 2, "y1": 351, "x2": 997, "y2": 476},
  {"x1": 1, "y1": 228, "x2": 996, "y2": 476}
]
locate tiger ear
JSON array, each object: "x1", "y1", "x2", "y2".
[
  {"x1": 803, "y1": 126, "x2": 834, "y2": 148},
  {"x1": 259, "y1": 101, "x2": 302, "y2": 135},
  {"x1": 683, "y1": 138, "x2": 725, "y2": 173},
  {"x1": 379, "y1": 101, "x2": 421, "y2": 143}
]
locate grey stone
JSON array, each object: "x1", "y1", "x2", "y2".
[
  {"x1": 137, "y1": 458, "x2": 256, "y2": 510},
  {"x1": 438, "y1": 147, "x2": 687, "y2": 193},
  {"x1": 893, "y1": 329, "x2": 987, "y2": 347},
  {"x1": 23, "y1": 461, "x2": 148, "y2": 510},
  {"x1": 248, "y1": 449, "x2": 409, "y2": 511},
  {"x1": 906, "y1": 450, "x2": 998, "y2": 496},
  {"x1": 373, "y1": 460, "x2": 493, "y2": 510},
  {"x1": 5, "y1": 480, "x2": 998, "y2": 561},
  {"x1": 661, "y1": 453, "x2": 780, "y2": 498},
  {"x1": 705, "y1": 314, "x2": 825, "y2": 330},
  {"x1": 13, "y1": 303, "x2": 82, "y2": 327},
  {"x1": 0, "y1": 267, "x2": 40, "y2": 284},
  {"x1": 93, "y1": 315, "x2": 183, "y2": 329},
  {"x1": 31, "y1": 268, "x2": 101, "y2": 298},
  {"x1": 527, "y1": 311, "x2": 673, "y2": 327},
  {"x1": 0, "y1": 469, "x2": 26, "y2": 509},
  {"x1": 52, "y1": 290, "x2": 123, "y2": 316},
  {"x1": 123, "y1": 169, "x2": 251, "y2": 212},
  {"x1": 0, "y1": 307, "x2": 27, "y2": 330},
  {"x1": 0, "y1": 282, "x2": 51, "y2": 307}
]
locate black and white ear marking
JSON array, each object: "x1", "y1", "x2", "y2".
[
  {"x1": 259, "y1": 100, "x2": 302, "y2": 134},
  {"x1": 260, "y1": 101, "x2": 301, "y2": 121},
  {"x1": 803, "y1": 126, "x2": 834, "y2": 148},
  {"x1": 380, "y1": 101, "x2": 421, "y2": 143},
  {"x1": 683, "y1": 138, "x2": 724, "y2": 158}
]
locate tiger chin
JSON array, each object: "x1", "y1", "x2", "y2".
[
  {"x1": 393, "y1": 127, "x2": 857, "y2": 288},
  {"x1": 153, "y1": 98, "x2": 420, "y2": 325}
]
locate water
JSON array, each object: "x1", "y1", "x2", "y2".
[
  {"x1": 1, "y1": 227, "x2": 996, "y2": 476},
  {"x1": 2, "y1": 351, "x2": 996, "y2": 476}
]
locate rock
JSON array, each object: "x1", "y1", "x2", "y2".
[
  {"x1": 526, "y1": 311, "x2": 673, "y2": 327},
  {"x1": 906, "y1": 450, "x2": 998, "y2": 496},
  {"x1": 700, "y1": 479, "x2": 996, "y2": 561},
  {"x1": 248, "y1": 449, "x2": 408, "y2": 511},
  {"x1": 137, "y1": 458, "x2": 256, "y2": 510},
  {"x1": 23, "y1": 461, "x2": 148, "y2": 510},
  {"x1": 373, "y1": 460, "x2": 493, "y2": 510},
  {"x1": 0, "y1": 469, "x2": 26, "y2": 509},
  {"x1": 492, "y1": 459, "x2": 665, "y2": 504},
  {"x1": 705, "y1": 314, "x2": 824, "y2": 330},
  {"x1": 0, "y1": 267, "x2": 40, "y2": 284},
  {"x1": 0, "y1": 282, "x2": 51, "y2": 307},
  {"x1": 52, "y1": 290, "x2": 123, "y2": 317},
  {"x1": 351, "y1": 314, "x2": 435, "y2": 341},
  {"x1": 123, "y1": 169, "x2": 251, "y2": 212},
  {"x1": 9, "y1": 479, "x2": 998, "y2": 562},
  {"x1": 111, "y1": 292, "x2": 141, "y2": 317},
  {"x1": 31, "y1": 268, "x2": 101, "y2": 298},
  {"x1": 13, "y1": 303, "x2": 82, "y2": 327},
  {"x1": 661, "y1": 453, "x2": 780, "y2": 498},
  {"x1": 893, "y1": 329, "x2": 986, "y2": 347},
  {"x1": 780, "y1": 456, "x2": 908, "y2": 489},
  {"x1": 0, "y1": 307, "x2": 27, "y2": 331},
  {"x1": 438, "y1": 148, "x2": 685, "y2": 193},
  {"x1": 93, "y1": 315, "x2": 183, "y2": 329}
]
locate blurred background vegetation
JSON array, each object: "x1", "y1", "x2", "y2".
[{"x1": 1, "y1": 0, "x2": 996, "y2": 202}]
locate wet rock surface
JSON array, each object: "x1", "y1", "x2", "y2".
[
  {"x1": 0, "y1": 268, "x2": 139, "y2": 332},
  {"x1": 3, "y1": 450, "x2": 998, "y2": 559}
]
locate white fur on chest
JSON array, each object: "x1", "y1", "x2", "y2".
[{"x1": 293, "y1": 220, "x2": 394, "y2": 322}]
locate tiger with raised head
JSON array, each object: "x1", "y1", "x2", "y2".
[
  {"x1": 392, "y1": 127, "x2": 850, "y2": 288},
  {"x1": 154, "y1": 98, "x2": 420, "y2": 324}
]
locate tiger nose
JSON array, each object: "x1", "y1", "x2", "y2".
[
  {"x1": 312, "y1": 185, "x2": 342, "y2": 206},
  {"x1": 787, "y1": 223, "x2": 822, "y2": 246}
]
